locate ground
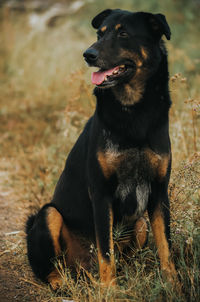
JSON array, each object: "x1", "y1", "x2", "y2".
[{"x1": 0, "y1": 159, "x2": 42, "y2": 302}]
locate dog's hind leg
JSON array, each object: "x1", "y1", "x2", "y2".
[
  {"x1": 133, "y1": 217, "x2": 149, "y2": 249},
  {"x1": 26, "y1": 204, "x2": 65, "y2": 290},
  {"x1": 26, "y1": 204, "x2": 91, "y2": 290},
  {"x1": 115, "y1": 217, "x2": 149, "y2": 254}
]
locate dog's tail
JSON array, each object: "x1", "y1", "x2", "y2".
[{"x1": 26, "y1": 214, "x2": 36, "y2": 234}]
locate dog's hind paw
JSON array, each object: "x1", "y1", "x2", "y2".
[{"x1": 47, "y1": 270, "x2": 63, "y2": 290}]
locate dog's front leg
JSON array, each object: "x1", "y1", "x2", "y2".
[
  {"x1": 92, "y1": 195, "x2": 116, "y2": 286},
  {"x1": 148, "y1": 183, "x2": 177, "y2": 283}
]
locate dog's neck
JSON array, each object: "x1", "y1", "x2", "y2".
[{"x1": 94, "y1": 54, "x2": 171, "y2": 143}]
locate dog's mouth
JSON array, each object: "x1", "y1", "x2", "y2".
[{"x1": 91, "y1": 64, "x2": 135, "y2": 88}]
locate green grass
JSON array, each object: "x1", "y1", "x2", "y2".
[{"x1": 0, "y1": 1, "x2": 200, "y2": 301}]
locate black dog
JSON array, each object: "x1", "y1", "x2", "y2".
[{"x1": 26, "y1": 9, "x2": 177, "y2": 289}]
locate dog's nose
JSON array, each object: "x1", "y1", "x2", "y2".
[{"x1": 83, "y1": 48, "x2": 98, "y2": 63}]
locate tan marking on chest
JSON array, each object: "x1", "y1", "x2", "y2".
[
  {"x1": 145, "y1": 149, "x2": 170, "y2": 180},
  {"x1": 97, "y1": 150, "x2": 124, "y2": 179}
]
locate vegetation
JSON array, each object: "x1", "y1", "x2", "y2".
[{"x1": 0, "y1": 0, "x2": 199, "y2": 301}]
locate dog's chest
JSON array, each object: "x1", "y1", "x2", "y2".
[{"x1": 97, "y1": 140, "x2": 169, "y2": 218}]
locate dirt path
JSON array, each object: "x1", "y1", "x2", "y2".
[{"x1": 0, "y1": 159, "x2": 45, "y2": 302}]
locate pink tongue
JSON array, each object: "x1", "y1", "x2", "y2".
[{"x1": 91, "y1": 66, "x2": 119, "y2": 85}]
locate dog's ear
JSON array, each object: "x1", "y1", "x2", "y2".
[
  {"x1": 145, "y1": 13, "x2": 171, "y2": 40},
  {"x1": 92, "y1": 9, "x2": 113, "y2": 29}
]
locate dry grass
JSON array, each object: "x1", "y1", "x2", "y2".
[{"x1": 0, "y1": 1, "x2": 199, "y2": 301}]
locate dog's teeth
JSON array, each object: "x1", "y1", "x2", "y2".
[
  {"x1": 120, "y1": 65, "x2": 125, "y2": 68},
  {"x1": 113, "y1": 70, "x2": 118, "y2": 74},
  {"x1": 105, "y1": 76, "x2": 108, "y2": 81}
]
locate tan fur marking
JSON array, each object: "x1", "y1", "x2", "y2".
[
  {"x1": 123, "y1": 74, "x2": 145, "y2": 104},
  {"x1": 150, "y1": 206, "x2": 177, "y2": 277},
  {"x1": 145, "y1": 149, "x2": 170, "y2": 181},
  {"x1": 158, "y1": 156, "x2": 169, "y2": 180},
  {"x1": 47, "y1": 270, "x2": 62, "y2": 290},
  {"x1": 96, "y1": 206, "x2": 116, "y2": 286},
  {"x1": 47, "y1": 211, "x2": 91, "y2": 286},
  {"x1": 141, "y1": 47, "x2": 148, "y2": 60},
  {"x1": 61, "y1": 224, "x2": 90, "y2": 270},
  {"x1": 47, "y1": 207, "x2": 63, "y2": 255},
  {"x1": 134, "y1": 217, "x2": 148, "y2": 249},
  {"x1": 115, "y1": 23, "x2": 121, "y2": 30},
  {"x1": 113, "y1": 77, "x2": 145, "y2": 105},
  {"x1": 97, "y1": 151, "x2": 113, "y2": 178},
  {"x1": 120, "y1": 50, "x2": 143, "y2": 68},
  {"x1": 46, "y1": 208, "x2": 64, "y2": 290},
  {"x1": 137, "y1": 61, "x2": 143, "y2": 67},
  {"x1": 115, "y1": 217, "x2": 148, "y2": 253},
  {"x1": 97, "y1": 254, "x2": 116, "y2": 286},
  {"x1": 145, "y1": 149, "x2": 162, "y2": 170},
  {"x1": 97, "y1": 151, "x2": 123, "y2": 179},
  {"x1": 101, "y1": 26, "x2": 107, "y2": 32},
  {"x1": 112, "y1": 50, "x2": 149, "y2": 105}
]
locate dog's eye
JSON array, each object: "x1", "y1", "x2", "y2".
[{"x1": 118, "y1": 31, "x2": 129, "y2": 38}]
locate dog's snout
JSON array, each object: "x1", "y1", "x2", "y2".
[{"x1": 83, "y1": 48, "x2": 98, "y2": 63}]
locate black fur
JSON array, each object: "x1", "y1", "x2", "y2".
[
  {"x1": 26, "y1": 204, "x2": 57, "y2": 282},
  {"x1": 26, "y1": 9, "x2": 174, "y2": 286},
  {"x1": 26, "y1": 215, "x2": 36, "y2": 234}
]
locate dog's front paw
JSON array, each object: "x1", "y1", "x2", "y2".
[{"x1": 162, "y1": 263, "x2": 182, "y2": 292}]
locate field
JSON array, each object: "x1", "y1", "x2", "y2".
[{"x1": 0, "y1": 0, "x2": 199, "y2": 301}]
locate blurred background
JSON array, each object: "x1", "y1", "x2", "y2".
[{"x1": 0, "y1": 1, "x2": 199, "y2": 301}]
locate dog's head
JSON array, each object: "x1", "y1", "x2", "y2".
[{"x1": 83, "y1": 9, "x2": 171, "y2": 99}]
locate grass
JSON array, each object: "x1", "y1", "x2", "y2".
[{"x1": 0, "y1": 1, "x2": 199, "y2": 301}]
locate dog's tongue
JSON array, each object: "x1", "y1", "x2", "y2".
[{"x1": 91, "y1": 66, "x2": 119, "y2": 85}]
